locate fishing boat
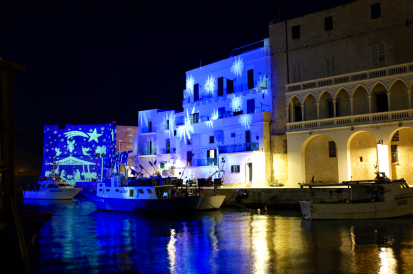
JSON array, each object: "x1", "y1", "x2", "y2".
[
  {"x1": 196, "y1": 173, "x2": 226, "y2": 210},
  {"x1": 299, "y1": 172, "x2": 413, "y2": 220},
  {"x1": 23, "y1": 178, "x2": 83, "y2": 200},
  {"x1": 86, "y1": 178, "x2": 203, "y2": 212}
]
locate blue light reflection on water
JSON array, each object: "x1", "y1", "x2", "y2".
[{"x1": 20, "y1": 198, "x2": 413, "y2": 274}]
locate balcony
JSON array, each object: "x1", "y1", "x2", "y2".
[
  {"x1": 219, "y1": 142, "x2": 260, "y2": 154},
  {"x1": 141, "y1": 126, "x2": 157, "y2": 134},
  {"x1": 194, "y1": 158, "x2": 219, "y2": 167},
  {"x1": 287, "y1": 109, "x2": 413, "y2": 132},
  {"x1": 286, "y1": 62, "x2": 413, "y2": 93},
  {"x1": 138, "y1": 149, "x2": 156, "y2": 156}
]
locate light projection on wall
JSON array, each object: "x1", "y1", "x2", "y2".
[
  {"x1": 255, "y1": 75, "x2": 269, "y2": 95},
  {"x1": 231, "y1": 57, "x2": 244, "y2": 77},
  {"x1": 139, "y1": 110, "x2": 150, "y2": 128},
  {"x1": 238, "y1": 114, "x2": 252, "y2": 130},
  {"x1": 177, "y1": 109, "x2": 194, "y2": 142},
  {"x1": 206, "y1": 109, "x2": 218, "y2": 128},
  {"x1": 204, "y1": 75, "x2": 216, "y2": 95},
  {"x1": 185, "y1": 75, "x2": 195, "y2": 96},
  {"x1": 163, "y1": 111, "x2": 176, "y2": 137},
  {"x1": 231, "y1": 95, "x2": 243, "y2": 112},
  {"x1": 41, "y1": 122, "x2": 130, "y2": 185}
]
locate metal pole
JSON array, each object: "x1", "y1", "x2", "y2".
[{"x1": 101, "y1": 154, "x2": 104, "y2": 181}]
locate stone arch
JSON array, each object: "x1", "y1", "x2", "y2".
[
  {"x1": 303, "y1": 93, "x2": 317, "y2": 121},
  {"x1": 302, "y1": 134, "x2": 339, "y2": 184},
  {"x1": 352, "y1": 85, "x2": 369, "y2": 115},
  {"x1": 389, "y1": 79, "x2": 409, "y2": 111},
  {"x1": 318, "y1": 90, "x2": 334, "y2": 119},
  {"x1": 347, "y1": 131, "x2": 377, "y2": 181},
  {"x1": 371, "y1": 82, "x2": 388, "y2": 113},
  {"x1": 288, "y1": 95, "x2": 302, "y2": 122},
  {"x1": 334, "y1": 88, "x2": 351, "y2": 117},
  {"x1": 388, "y1": 127, "x2": 413, "y2": 184}
]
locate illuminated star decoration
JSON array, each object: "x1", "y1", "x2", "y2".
[
  {"x1": 164, "y1": 111, "x2": 176, "y2": 137},
  {"x1": 239, "y1": 114, "x2": 252, "y2": 130},
  {"x1": 231, "y1": 57, "x2": 244, "y2": 77},
  {"x1": 204, "y1": 75, "x2": 215, "y2": 95},
  {"x1": 177, "y1": 109, "x2": 194, "y2": 143},
  {"x1": 231, "y1": 95, "x2": 242, "y2": 112},
  {"x1": 64, "y1": 131, "x2": 89, "y2": 139},
  {"x1": 206, "y1": 109, "x2": 219, "y2": 128},
  {"x1": 186, "y1": 75, "x2": 195, "y2": 97},
  {"x1": 87, "y1": 128, "x2": 103, "y2": 143},
  {"x1": 255, "y1": 75, "x2": 269, "y2": 96}
]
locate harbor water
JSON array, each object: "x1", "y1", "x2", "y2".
[{"x1": 18, "y1": 197, "x2": 413, "y2": 273}]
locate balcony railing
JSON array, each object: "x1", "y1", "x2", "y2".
[
  {"x1": 287, "y1": 109, "x2": 413, "y2": 131},
  {"x1": 194, "y1": 158, "x2": 219, "y2": 167},
  {"x1": 286, "y1": 62, "x2": 413, "y2": 93},
  {"x1": 219, "y1": 142, "x2": 260, "y2": 154},
  {"x1": 138, "y1": 149, "x2": 156, "y2": 156}
]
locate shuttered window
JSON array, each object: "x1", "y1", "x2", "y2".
[
  {"x1": 326, "y1": 57, "x2": 336, "y2": 77},
  {"x1": 293, "y1": 64, "x2": 301, "y2": 83},
  {"x1": 371, "y1": 43, "x2": 385, "y2": 68}
]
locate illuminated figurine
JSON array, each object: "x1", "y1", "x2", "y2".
[
  {"x1": 54, "y1": 148, "x2": 62, "y2": 157},
  {"x1": 67, "y1": 139, "x2": 75, "y2": 153},
  {"x1": 82, "y1": 146, "x2": 91, "y2": 156}
]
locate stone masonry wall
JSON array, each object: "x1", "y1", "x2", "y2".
[{"x1": 350, "y1": 132, "x2": 377, "y2": 180}]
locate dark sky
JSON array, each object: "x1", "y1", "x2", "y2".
[{"x1": 2, "y1": 0, "x2": 354, "y2": 174}]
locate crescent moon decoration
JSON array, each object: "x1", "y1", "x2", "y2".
[{"x1": 64, "y1": 131, "x2": 89, "y2": 139}]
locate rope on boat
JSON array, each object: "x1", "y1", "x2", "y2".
[{"x1": 231, "y1": 201, "x2": 253, "y2": 211}]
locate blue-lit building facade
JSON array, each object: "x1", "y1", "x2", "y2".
[
  {"x1": 41, "y1": 122, "x2": 132, "y2": 186},
  {"x1": 133, "y1": 39, "x2": 273, "y2": 186}
]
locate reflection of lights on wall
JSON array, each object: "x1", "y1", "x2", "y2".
[
  {"x1": 239, "y1": 114, "x2": 252, "y2": 130},
  {"x1": 231, "y1": 57, "x2": 244, "y2": 77},
  {"x1": 139, "y1": 110, "x2": 149, "y2": 128},
  {"x1": 231, "y1": 96, "x2": 242, "y2": 112},
  {"x1": 177, "y1": 109, "x2": 194, "y2": 142},
  {"x1": 204, "y1": 75, "x2": 216, "y2": 95}
]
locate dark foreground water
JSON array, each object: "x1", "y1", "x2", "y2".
[{"x1": 18, "y1": 197, "x2": 413, "y2": 274}]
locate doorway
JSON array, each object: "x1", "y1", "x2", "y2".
[{"x1": 246, "y1": 163, "x2": 252, "y2": 183}]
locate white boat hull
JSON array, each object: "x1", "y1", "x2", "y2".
[
  {"x1": 300, "y1": 198, "x2": 413, "y2": 220},
  {"x1": 23, "y1": 188, "x2": 82, "y2": 200},
  {"x1": 197, "y1": 195, "x2": 226, "y2": 210}
]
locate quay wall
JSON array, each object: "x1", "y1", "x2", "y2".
[{"x1": 203, "y1": 187, "x2": 350, "y2": 209}]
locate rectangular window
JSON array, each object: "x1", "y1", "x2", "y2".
[
  {"x1": 245, "y1": 130, "x2": 251, "y2": 143},
  {"x1": 325, "y1": 16, "x2": 333, "y2": 31},
  {"x1": 218, "y1": 77, "x2": 224, "y2": 96},
  {"x1": 292, "y1": 25, "x2": 300, "y2": 39},
  {"x1": 326, "y1": 57, "x2": 336, "y2": 77},
  {"x1": 371, "y1": 3, "x2": 381, "y2": 19},
  {"x1": 248, "y1": 69, "x2": 254, "y2": 89},
  {"x1": 231, "y1": 165, "x2": 240, "y2": 173},
  {"x1": 231, "y1": 132, "x2": 235, "y2": 138},
  {"x1": 329, "y1": 141, "x2": 336, "y2": 157},
  {"x1": 227, "y1": 79, "x2": 233, "y2": 94},
  {"x1": 160, "y1": 162, "x2": 165, "y2": 169},
  {"x1": 371, "y1": 43, "x2": 385, "y2": 68},
  {"x1": 174, "y1": 130, "x2": 177, "y2": 136},
  {"x1": 292, "y1": 64, "x2": 301, "y2": 83},
  {"x1": 247, "y1": 99, "x2": 255, "y2": 114},
  {"x1": 194, "y1": 83, "x2": 199, "y2": 101},
  {"x1": 187, "y1": 151, "x2": 192, "y2": 166},
  {"x1": 165, "y1": 120, "x2": 169, "y2": 130},
  {"x1": 218, "y1": 107, "x2": 225, "y2": 119},
  {"x1": 191, "y1": 113, "x2": 199, "y2": 124},
  {"x1": 391, "y1": 145, "x2": 398, "y2": 163},
  {"x1": 138, "y1": 189, "x2": 144, "y2": 194},
  {"x1": 129, "y1": 189, "x2": 134, "y2": 197},
  {"x1": 149, "y1": 121, "x2": 152, "y2": 132},
  {"x1": 149, "y1": 141, "x2": 153, "y2": 154},
  {"x1": 173, "y1": 148, "x2": 176, "y2": 154},
  {"x1": 187, "y1": 138, "x2": 192, "y2": 145},
  {"x1": 209, "y1": 136, "x2": 214, "y2": 143},
  {"x1": 166, "y1": 139, "x2": 170, "y2": 153},
  {"x1": 207, "y1": 149, "x2": 216, "y2": 159}
]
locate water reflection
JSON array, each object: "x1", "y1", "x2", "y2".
[{"x1": 19, "y1": 198, "x2": 413, "y2": 273}]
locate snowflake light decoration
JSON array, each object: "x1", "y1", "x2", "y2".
[
  {"x1": 231, "y1": 96, "x2": 242, "y2": 112},
  {"x1": 238, "y1": 114, "x2": 252, "y2": 130},
  {"x1": 231, "y1": 57, "x2": 244, "y2": 77},
  {"x1": 255, "y1": 75, "x2": 269, "y2": 95},
  {"x1": 177, "y1": 109, "x2": 194, "y2": 143},
  {"x1": 204, "y1": 75, "x2": 215, "y2": 95},
  {"x1": 186, "y1": 75, "x2": 195, "y2": 96},
  {"x1": 206, "y1": 109, "x2": 219, "y2": 128}
]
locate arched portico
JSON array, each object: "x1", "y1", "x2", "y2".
[
  {"x1": 390, "y1": 80, "x2": 409, "y2": 111},
  {"x1": 348, "y1": 131, "x2": 377, "y2": 181},
  {"x1": 371, "y1": 82, "x2": 388, "y2": 113},
  {"x1": 352, "y1": 86, "x2": 369, "y2": 115},
  {"x1": 302, "y1": 134, "x2": 339, "y2": 184},
  {"x1": 335, "y1": 88, "x2": 351, "y2": 117},
  {"x1": 303, "y1": 93, "x2": 317, "y2": 121},
  {"x1": 318, "y1": 91, "x2": 334, "y2": 119},
  {"x1": 388, "y1": 127, "x2": 413, "y2": 184}
]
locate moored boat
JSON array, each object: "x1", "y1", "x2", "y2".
[
  {"x1": 86, "y1": 179, "x2": 203, "y2": 212},
  {"x1": 299, "y1": 173, "x2": 413, "y2": 220},
  {"x1": 23, "y1": 178, "x2": 83, "y2": 200}
]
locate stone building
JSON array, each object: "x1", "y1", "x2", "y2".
[{"x1": 269, "y1": 0, "x2": 413, "y2": 187}]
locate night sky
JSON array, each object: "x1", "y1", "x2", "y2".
[{"x1": 2, "y1": 0, "x2": 354, "y2": 175}]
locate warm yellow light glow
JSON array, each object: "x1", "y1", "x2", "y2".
[{"x1": 379, "y1": 247, "x2": 397, "y2": 274}]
